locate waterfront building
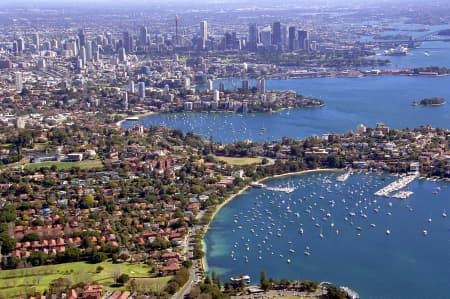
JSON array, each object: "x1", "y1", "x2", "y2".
[
  {"x1": 207, "y1": 79, "x2": 213, "y2": 92},
  {"x1": 242, "y1": 80, "x2": 249, "y2": 91},
  {"x1": 138, "y1": 82, "x2": 145, "y2": 99}
]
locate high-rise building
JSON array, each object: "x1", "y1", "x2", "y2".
[
  {"x1": 272, "y1": 21, "x2": 282, "y2": 46},
  {"x1": 16, "y1": 38, "x2": 24, "y2": 55},
  {"x1": 248, "y1": 23, "x2": 258, "y2": 51},
  {"x1": 200, "y1": 20, "x2": 208, "y2": 49},
  {"x1": 80, "y1": 46, "x2": 87, "y2": 66},
  {"x1": 85, "y1": 41, "x2": 93, "y2": 62},
  {"x1": 175, "y1": 15, "x2": 179, "y2": 46},
  {"x1": 138, "y1": 82, "x2": 145, "y2": 99},
  {"x1": 78, "y1": 29, "x2": 86, "y2": 48},
  {"x1": 139, "y1": 26, "x2": 148, "y2": 46},
  {"x1": 123, "y1": 31, "x2": 133, "y2": 53},
  {"x1": 257, "y1": 78, "x2": 266, "y2": 93},
  {"x1": 15, "y1": 72, "x2": 23, "y2": 92},
  {"x1": 260, "y1": 28, "x2": 272, "y2": 48},
  {"x1": 288, "y1": 26, "x2": 296, "y2": 51},
  {"x1": 129, "y1": 80, "x2": 135, "y2": 93},
  {"x1": 32, "y1": 33, "x2": 40, "y2": 51},
  {"x1": 119, "y1": 47, "x2": 127, "y2": 62},
  {"x1": 122, "y1": 91, "x2": 129, "y2": 110},
  {"x1": 298, "y1": 30, "x2": 309, "y2": 50}
]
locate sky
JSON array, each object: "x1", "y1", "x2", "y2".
[{"x1": 0, "y1": 0, "x2": 445, "y2": 9}]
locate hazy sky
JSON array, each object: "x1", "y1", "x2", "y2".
[{"x1": 0, "y1": 0, "x2": 445, "y2": 9}]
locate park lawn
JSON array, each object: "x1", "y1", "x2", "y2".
[
  {"x1": 214, "y1": 155, "x2": 263, "y2": 166},
  {"x1": 0, "y1": 261, "x2": 170, "y2": 298},
  {"x1": 24, "y1": 160, "x2": 103, "y2": 171}
]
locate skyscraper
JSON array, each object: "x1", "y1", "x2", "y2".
[
  {"x1": 119, "y1": 48, "x2": 127, "y2": 62},
  {"x1": 32, "y1": 33, "x2": 40, "y2": 51},
  {"x1": 123, "y1": 31, "x2": 133, "y2": 53},
  {"x1": 80, "y1": 46, "x2": 87, "y2": 66},
  {"x1": 139, "y1": 26, "x2": 148, "y2": 46},
  {"x1": 85, "y1": 41, "x2": 93, "y2": 62},
  {"x1": 175, "y1": 15, "x2": 179, "y2": 46},
  {"x1": 288, "y1": 26, "x2": 296, "y2": 51},
  {"x1": 298, "y1": 30, "x2": 309, "y2": 50},
  {"x1": 200, "y1": 20, "x2": 208, "y2": 49},
  {"x1": 248, "y1": 23, "x2": 258, "y2": 51},
  {"x1": 78, "y1": 29, "x2": 86, "y2": 48},
  {"x1": 16, "y1": 38, "x2": 24, "y2": 55},
  {"x1": 138, "y1": 82, "x2": 146, "y2": 99},
  {"x1": 272, "y1": 21, "x2": 282, "y2": 46}
]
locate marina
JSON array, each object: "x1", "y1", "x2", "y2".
[
  {"x1": 374, "y1": 174, "x2": 418, "y2": 198},
  {"x1": 205, "y1": 171, "x2": 450, "y2": 299}
]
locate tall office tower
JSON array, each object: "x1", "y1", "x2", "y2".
[
  {"x1": 200, "y1": 20, "x2": 208, "y2": 49},
  {"x1": 272, "y1": 21, "x2": 282, "y2": 46},
  {"x1": 12, "y1": 41, "x2": 18, "y2": 55},
  {"x1": 260, "y1": 28, "x2": 272, "y2": 48},
  {"x1": 118, "y1": 47, "x2": 127, "y2": 62},
  {"x1": 32, "y1": 33, "x2": 40, "y2": 50},
  {"x1": 16, "y1": 38, "x2": 24, "y2": 55},
  {"x1": 248, "y1": 23, "x2": 259, "y2": 51},
  {"x1": 85, "y1": 40, "x2": 93, "y2": 62},
  {"x1": 138, "y1": 82, "x2": 145, "y2": 99},
  {"x1": 15, "y1": 72, "x2": 23, "y2": 92},
  {"x1": 281, "y1": 25, "x2": 288, "y2": 49},
  {"x1": 129, "y1": 80, "x2": 135, "y2": 93},
  {"x1": 80, "y1": 46, "x2": 87, "y2": 66},
  {"x1": 288, "y1": 26, "x2": 296, "y2": 51},
  {"x1": 123, "y1": 31, "x2": 133, "y2": 53},
  {"x1": 297, "y1": 30, "x2": 309, "y2": 50},
  {"x1": 50, "y1": 39, "x2": 58, "y2": 49},
  {"x1": 139, "y1": 26, "x2": 148, "y2": 46},
  {"x1": 78, "y1": 29, "x2": 86, "y2": 48},
  {"x1": 175, "y1": 15, "x2": 179, "y2": 46}
]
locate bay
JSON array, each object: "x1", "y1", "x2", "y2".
[
  {"x1": 123, "y1": 75, "x2": 450, "y2": 143},
  {"x1": 204, "y1": 172, "x2": 450, "y2": 299}
]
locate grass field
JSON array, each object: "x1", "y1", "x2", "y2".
[
  {"x1": 0, "y1": 261, "x2": 170, "y2": 298},
  {"x1": 24, "y1": 160, "x2": 103, "y2": 171},
  {"x1": 214, "y1": 155, "x2": 263, "y2": 166}
]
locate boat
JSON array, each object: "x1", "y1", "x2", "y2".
[
  {"x1": 442, "y1": 210, "x2": 447, "y2": 218},
  {"x1": 287, "y1": 259, "x2": 291, "y2": 263},
  {"x1": 304, "y1": 251, "x2": 311, "y2": 256},
  {"x1": 289, "y1": 249, "x2": 295, "y2": 253},
  {"x1": 423, "y1": 230, "x2": 428, "y2": 236},
  {"x1": 386, "y1": 229, "x2": 391, "y2": 235},
  {"x1": 230, "y1": 275, "x2": 250, "y2": 285}
]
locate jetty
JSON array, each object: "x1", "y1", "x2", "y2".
[
  {"x1": 336, "y1": 169, "x2": 353, "y2": 182},
  {"x1": 250, "y1": 182, "x2": 295, "y2": 194},
  {"x1": 374, "y1": 174, "x2": 418, "y2": 198}
]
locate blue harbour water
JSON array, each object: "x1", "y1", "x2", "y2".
[
  {"x1": 204, "y1": 172, "x2": 450, "y2": 299},
  {"x1": 124, "y1": 75, "x2": 450, "y2": 144},
  {"x1": 121, "y1": 29, "x2": 450, "y2": 298}
]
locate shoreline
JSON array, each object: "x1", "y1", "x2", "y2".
[{"x1": 200, "y1": 168, "x2": 342, "y2": 275}]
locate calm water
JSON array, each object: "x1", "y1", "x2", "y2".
[
  {"x1": 123, "y1": 75, "x2": 450, "y2": 143},
  {"x1": 205, "y1": 172, "x2": 450, "y2": 299}
]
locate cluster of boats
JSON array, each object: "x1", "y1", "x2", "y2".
[
  {"x1": 221, "y1": 171, "x2": 448, "y2": 270},
  {"x1": 374, "y1": 174, "x2": 418, "y2": 198}
]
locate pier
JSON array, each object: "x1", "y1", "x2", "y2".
[
  {"x1": 336, "y1": 169, "x2": 353, "y2": 182},
  {"x1": 374, "y1": 174, "x2": 418, "y2": 198},
  {"x1": 250, "y1": 182, "x2": 296, "y2": 194}
]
